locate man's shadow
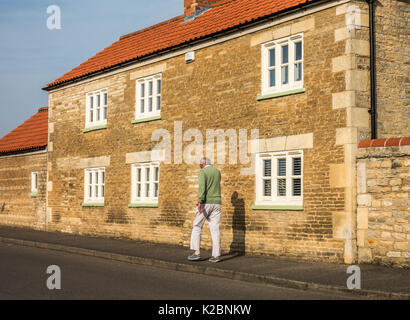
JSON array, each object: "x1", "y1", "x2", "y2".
[{"x1": 223, "y1": 191, "x2": 246, "y2": 261}]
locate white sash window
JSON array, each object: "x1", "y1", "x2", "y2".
[
  {"x1": 131, "y1": 162, "x2": 159, "y2": 204},
  {"x1": 85, "y1": 88, "x2": 108, "y2": 128},
  {"x1": 262, "y1": 34, "x2": 303, "y2": 95},
  {"x1": 255, "y1": 150, "x2": 303, "y2": 206}
]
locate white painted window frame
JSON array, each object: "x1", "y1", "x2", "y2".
[
  {"x1": 261, "y1": 33, "x2": 304, "y2": 95},
  {"x1": 131, "y1": 162, "x2": 160, "y2": 205},
  {"x1": 84, "y1": 167, "x2": 105, "y2": 204},
  {"x1": 85, "y1": 88, "x2": 108, "y2": 128},
  {"x1": 255, "y1": 150, "x2": 303, "y2": 206},
  {"x1": 31, "y1": 172, "x2": 38, "y2": 194},
  {"x1": 135, "y1": 74, "x2": 162, "y2": 120}
]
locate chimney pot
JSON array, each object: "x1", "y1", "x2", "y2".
[{"x1": 184, "y1": 0, "x2": 219, "y2": 17}]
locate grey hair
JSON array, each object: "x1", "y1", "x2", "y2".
[{"x1": 200, "y1": 157, "x2": 212, "y2": 165}]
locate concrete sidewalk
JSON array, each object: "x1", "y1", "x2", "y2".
[{"x1": 0, "y1": 226, "x2": 409, "y2": 299}]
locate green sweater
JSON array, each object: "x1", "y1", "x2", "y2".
[{"x1": 198, "y1": 166, "x2": 221, "y2": 204}]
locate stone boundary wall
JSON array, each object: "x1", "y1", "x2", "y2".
[{"x1": 357, "y1": 141, "x2": 410, "y2": 268}]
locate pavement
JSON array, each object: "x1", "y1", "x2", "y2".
[{"x1": 0, "y1": 225, "x2": 409, "y2": 299}]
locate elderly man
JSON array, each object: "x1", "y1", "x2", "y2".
[{"x1": 188, "y1": 157, "x2": 222, "y2": 263}]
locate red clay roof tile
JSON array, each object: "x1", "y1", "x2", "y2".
[
  {"x1": 0, "y1": 107, "x2": 48, "y2": 154},
  {"x1": 358, "y1": 138, "x2": 410, "y2": 148},
  {"x1": 47, "y1": 0, "x2": 313, "y2": 88}
]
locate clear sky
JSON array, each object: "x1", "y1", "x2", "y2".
[{"x1": 0, "y1": 0, "x2": 181, "y2": 138}]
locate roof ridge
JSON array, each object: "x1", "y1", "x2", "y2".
[{"x1": 119, "y1": 15, "x2": 184, "y2": 41}]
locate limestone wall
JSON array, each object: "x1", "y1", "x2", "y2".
[
  {"x1": 357, "y1": 145, "x2": 410, "y2": 267},
  {"x1": 0, "y1": 151, "x2": 48, "y2": 229}
]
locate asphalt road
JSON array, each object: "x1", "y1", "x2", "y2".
[{"x1": 0, "y1": 242, "x2": 354, "y2": 300}]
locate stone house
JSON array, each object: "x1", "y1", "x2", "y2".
[
  {"x1": 0, "y1": 107, "x2": 48, "y2": 229},
  {"x1": 1, "y1": 0, "x2": 408, "y2": 266}
]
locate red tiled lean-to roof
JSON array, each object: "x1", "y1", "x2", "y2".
[
  {"x1": 46, "y1": 0, "x2": 314, "y2": 88},
  {"x1": 0, "y1": 107, "x2": 48, "y2": 154}
]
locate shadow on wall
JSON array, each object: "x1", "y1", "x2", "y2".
[{"x1": 229, "y1": 191, "x2": 246, "y2": 255}]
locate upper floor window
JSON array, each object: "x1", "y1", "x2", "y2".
[
  {"x1": 84, "y1": 167, "x2": 105, "y2": 204},
  {"x1": 131, "y1": 162, "x2": 159, "y2": 205},
  {"x1": 135, "y1": 74, "x2": 161, "y2": 120},
  {"x1": 255, "y1": 150, "x2": 303, "y2": 207},
  {"x1": 262, "y1": 34, "x2": 303, "y2": 95},
  {"x1": 86, "y1": 88, "x2": 108, "y2": 128}
]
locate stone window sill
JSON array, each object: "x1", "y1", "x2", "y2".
[
  {"x1": 257, "y1": 88, "x2": 306, "y2": 101},
  {"x1": 131, "y1": 115, "x2": 161, "y2": 124},
  {"x1": 82, "y1": 203, "x2": 104, "y2": 207},
  {"x1": 251, "y1": 204, "x2": 304, "y2": 211},
  {"x1": 128, "y1": 203, "x2": 158, "y2": 208},
  {"x1": 30, "y1": 192, "x2": 38, "y2": 198},
  {"x1": 82, "y1": 124, "x2": 107, "y2": 133}
]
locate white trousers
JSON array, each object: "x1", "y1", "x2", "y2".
[{"x1": 190, "y1": 203, "x2": 221, "y2": 257}]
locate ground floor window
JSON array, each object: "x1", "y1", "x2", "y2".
[
  {"x1": 131, "y1": 162, "x2": 159, "y2": 205},
  {"x1": 84, "y1": 167, "x2": 105, "y2": 204},
  {"x1": 31, "y1": 172, "x2": 38, "y2": 195},
  {"x1": 255, "y1": 150, "x2": 303, "y2": 206}
]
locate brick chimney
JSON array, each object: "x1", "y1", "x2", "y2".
[{"x1": 184, "y1": 0, "x2": 219, "y2": 17}]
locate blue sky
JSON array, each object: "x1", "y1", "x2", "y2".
[{"x1": 0, "y1": 0, "x2": 181, "y2": 138}]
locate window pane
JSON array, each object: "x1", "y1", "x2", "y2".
[
  {"x1": 145, "y1": 184, "x2": 150, "y2": 197},
  {"x1": 137, "y1": 184, "x2": 141, "y2": 197},
  {"x1": 90, "y1": 96, "x2": 94, "y2": 108},
  {"x1": 155, "y1": 167, "x2": 159, "y2": 181},
  {"x1": 293, "y1": 178, "x2": 301, "y2": 196},
  {"x1": 157, "y1": 96, "x2": 161, "y2": 110},
  {"x1": 157, "y1": 79, "x2": 161, "y2": 94},
  {"x1": 149, "y1": 97, "x2": 153, "y2": 112},
  {"x1": 269, "y1": 49, "x2": 275, "y2": 67},
  {"x1": 102, "y1": 185, "x2": 105, "y2": 197},
  {"x1": 263, "y1": 159, "x2": 271, "y2": 177},
  {"x1": 149, "y1": 81, "x2": 153, "y2": 96},
  {"x1": 293, "y1": 158, "x2": 301, "y2": 176},
  {"x1": 278, "y1": 179, "x2": 286, "y2": 196},
  {"x1": 104, "y1": 106, "x2": 108, "y2": 120},
  {"x1": 104, "y1": 93, "x2": 108, "y2": 105},
  {"x1": 294, "y1": 63, "x2": 302, "y2": 82},
  {"x1": 281, "y1": 45, "x2": 288, "y2": 64},
  {"x1": 140, "y1": 99, "x2": 145, "y2": 113},
  {"x1": 97, "y1": 107, "x2": 100, "y2": 121},
  {"x1": 281, "y1": 66, "x2": 288, "y2": 84},
  {"x1": 137, "y1": 168, "x2": 141, "y2": 182},
  {"x1": 141, "y1": 83, "x2": 145, "y2": 97},
  {"x1": 295, "y1": 42, "x2": 302, "y2": 61},
  {"x1": 278, "y1": 158, "x2": 286, "y2": 176},
  {"x1": 263, "y1": 179, "x2": 271, "y2": 197},
  {"x1": 146, "y1": 168, "x2": 150, "y2": 182},
  {"x1": 154, "y1": 183, "x2": 159, "y2": 197},
  {"x1": 97, "y1": 94, "x2": 100, "y2": 107},
  {"x1": 101, "y1": 171, "x2": 105, "y2": 184},
  {"x1": 269, "y1": 69, "x2": 275, "y2": 87}
]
